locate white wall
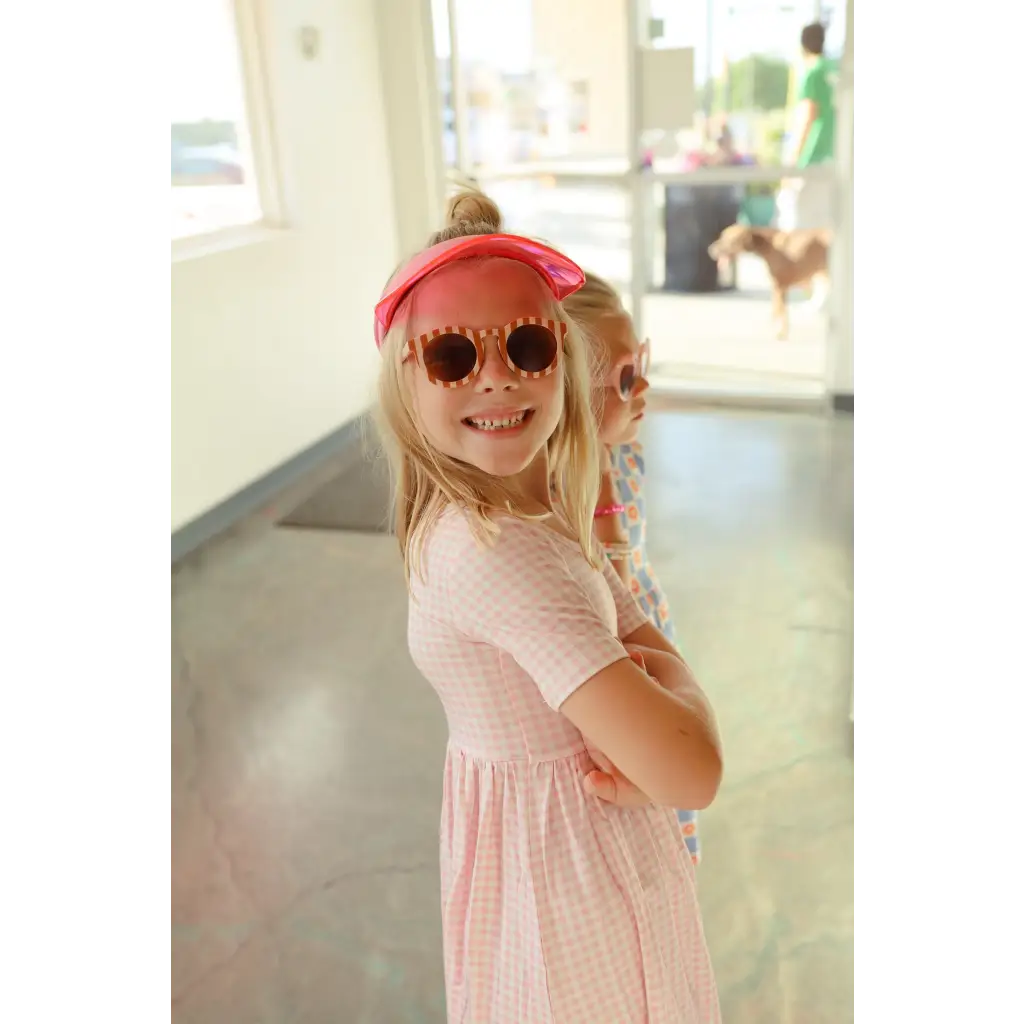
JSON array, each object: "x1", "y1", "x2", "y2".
[{"x1": 172, "y1": 0, "x2": 440, "y2": 532}]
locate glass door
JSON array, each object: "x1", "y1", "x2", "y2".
[
  {"x1": 429, "y1": 0, "x2": 634, "y2": 295},
  {"x1": 430, "y1": 0, "x2": 848, "y2": 404},
  {"x1": 637, "y1": 0, "x2": 846, "y2": 402}
]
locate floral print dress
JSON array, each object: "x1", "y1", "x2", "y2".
[{"x1": 603, "y1": 442, "x2": 701, "y2": 865}]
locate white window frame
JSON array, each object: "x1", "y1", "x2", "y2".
[{"x1": 172, "y1": 0, "x2": 288, "y2": 262}]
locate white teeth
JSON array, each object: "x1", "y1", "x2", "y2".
[{"x1": 468, "y1": 411, "x2": 527, "y2": 431}]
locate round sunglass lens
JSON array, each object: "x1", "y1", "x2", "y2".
[
  {"x1": 619, "y1": 364, "x2": 636, "y2": 398},
  {"x1": 423, "y1": 333, "x2": 478, "y2": 383},
  {"x1": 506, "y1": 324, "x2": 557, "y2": 373}
]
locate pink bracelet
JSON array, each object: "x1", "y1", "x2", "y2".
[{"x1": 594, "y1": 503, "x2": 626, "y2": 518}]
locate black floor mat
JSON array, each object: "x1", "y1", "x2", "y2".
[{"x1": 279, "y1": 450, "x2": 394, "y2": 535}]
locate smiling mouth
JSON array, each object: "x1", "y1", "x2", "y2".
[{"x1": 463, "y1": 409, "x2": 532, "y2": 432}]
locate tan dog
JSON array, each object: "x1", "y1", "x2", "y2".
[{"x1": 708, "y1": 225, "x2": 832, "y2": 340}]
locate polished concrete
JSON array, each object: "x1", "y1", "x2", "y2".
[{"x1": 172, "y1": 404, "x2": 854, "y2": 1023}]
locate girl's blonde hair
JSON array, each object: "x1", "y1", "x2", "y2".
[
  {"x1": 561, "y1": 270, "x2": 632, "y2": 429},
  {"x1": 562, "y1": 269, "x2": 628, "y2": 342},
  {"x1": 374, "y1": 190, "x2": 603, "y2": 580}
]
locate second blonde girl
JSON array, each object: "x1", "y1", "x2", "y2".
[{"x1": 564, "y1": 271, "x2": 703, "y2": 866}]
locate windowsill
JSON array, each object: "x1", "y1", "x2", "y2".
[{"x1": 171, "y1": 221, "x2": 290, "y2": 263}]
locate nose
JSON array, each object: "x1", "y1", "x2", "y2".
[
  {"x1": 473, "y1": 335, "x2": 519, "y2": 393},
  {"x1": 634, "y1": 374, "x2": 651, "y2": 397}
]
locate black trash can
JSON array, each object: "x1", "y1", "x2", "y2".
[{"x1": 663, "y1": 184, "x2": 741, "y2": 293}]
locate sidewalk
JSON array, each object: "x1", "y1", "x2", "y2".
[{"x1": 641, "y1": 254, "x2": 829, "y2": 396}]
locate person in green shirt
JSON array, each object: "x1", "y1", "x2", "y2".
[
  {"x1": 778, "y1": 21, "x2": 840, "y2": 299},
  {"x1": 794, "y1": 22, "x2": 838, "y2": 168}
]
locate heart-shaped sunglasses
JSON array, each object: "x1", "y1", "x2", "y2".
[{"x1": 609, "y1": 339, "x2": 651, "y2": 399}]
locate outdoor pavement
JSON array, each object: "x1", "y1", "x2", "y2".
[{"x1": 486, "y1": 178, "x2": 829, "y2": 396}]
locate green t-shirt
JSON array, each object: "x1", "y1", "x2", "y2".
[{"x1": 797, "y1": 58, "x2": 838, "y2": 166}]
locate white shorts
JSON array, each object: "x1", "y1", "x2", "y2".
[{"x1": 778, "y1": 171, "x2": 834, "y2": 231}]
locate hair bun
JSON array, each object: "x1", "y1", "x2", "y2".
[{"x1": 445, "y1": 190, "x2": 503, "y2": 233}]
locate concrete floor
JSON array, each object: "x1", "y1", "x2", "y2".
[{"x1": 172, "y1": 404, "x2": 854, "y2": 1023}]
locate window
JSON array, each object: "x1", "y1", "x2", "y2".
[{"x1": 171, "y1": 0, "x2": 264, "y2": 240}]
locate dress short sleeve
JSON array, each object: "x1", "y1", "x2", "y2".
[{"x1": 439, "y1": 515, "x2": 633, "y2": 710}]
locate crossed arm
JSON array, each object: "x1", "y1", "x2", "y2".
[{"x1": 561, "y1": 620, "x2": 723, "y2": 811}]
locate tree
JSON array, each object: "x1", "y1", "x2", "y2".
[
  {"x1": 713, "y1": 55, "x2": 791, "y2": 112},
  {"x1": 171, "y1": 120, "x2": 239, "y2": 150}
]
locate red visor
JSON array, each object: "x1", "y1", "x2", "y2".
[{"x1": 374, "y1": 233, "x2": 585, "y2": 348}]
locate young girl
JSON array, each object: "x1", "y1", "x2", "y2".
[
  {"x1": 374, "y1": 191, "x2": 722, "y2": 1023},
  {"x1": 563, "y1": 272, "x2": 703, "y2": 867}
]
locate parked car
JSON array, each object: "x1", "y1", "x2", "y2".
[{"x1": 171, "y1": 140, "x2": 244, "y2": 187}]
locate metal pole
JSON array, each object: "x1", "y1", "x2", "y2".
[
  {"x1": 625, "y1": 0, "x2": 647, "y2": 337},
  {"x1": 446, "y1": 0, "x2": 470, "y2": 175},
  {"x1": 825, "y1": 0, "x2": 852, "y2": 397},
  {"x1": 704, "y1": 0, "x2": 714, "y2": 124}
]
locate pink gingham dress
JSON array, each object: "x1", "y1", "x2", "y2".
[{"x1": 409, "y1": 511, "x2": 720, "y2": 1023}]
